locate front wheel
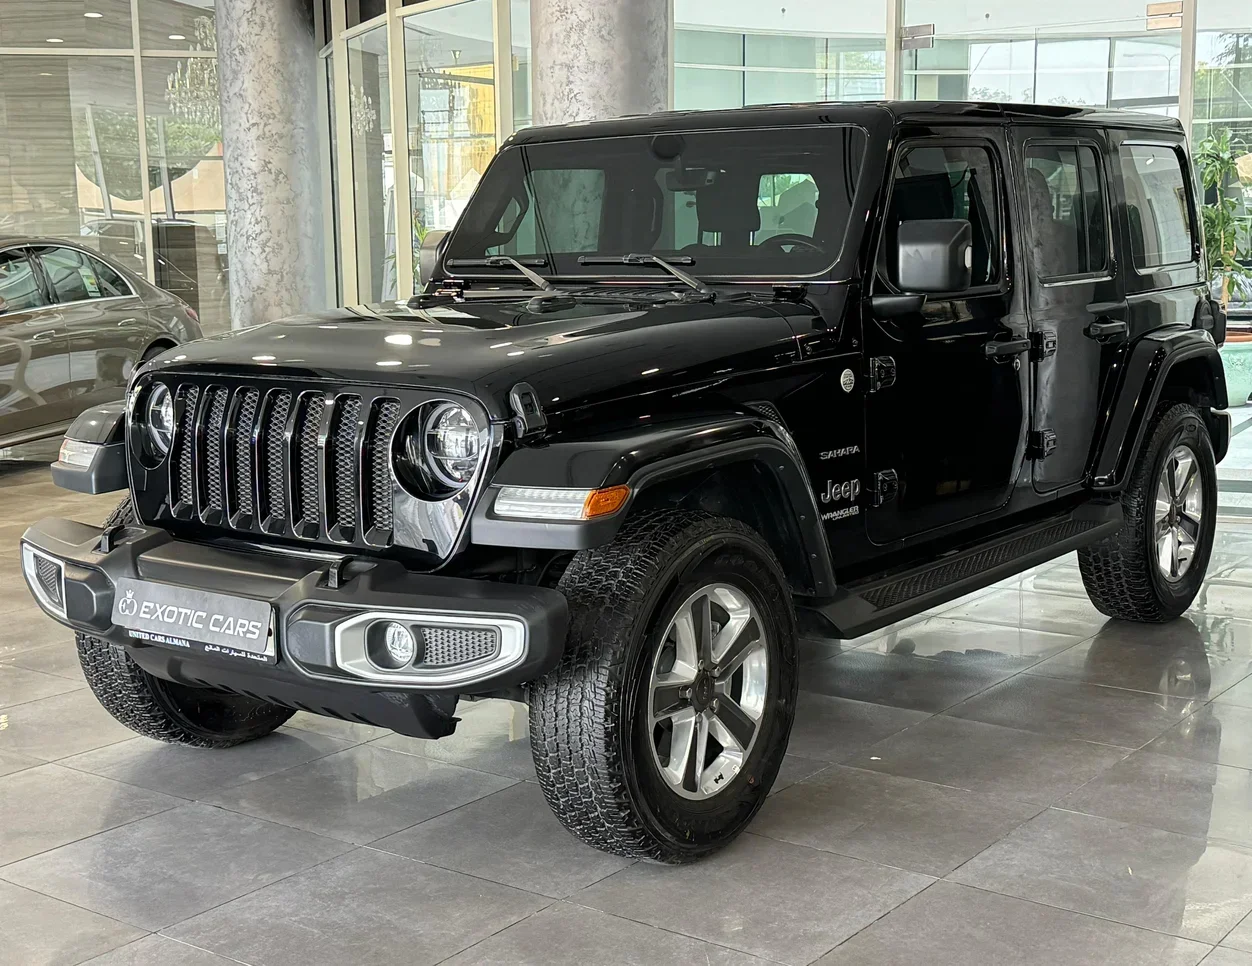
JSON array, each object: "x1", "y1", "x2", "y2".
[
  {"x1": 1080, "y1": 402, "x2": 1218, "y2": 622},
  {"x1": 529, "y1": 510, "x2": 797, "y2": 862}
]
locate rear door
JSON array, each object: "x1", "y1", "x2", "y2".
[
  {"x1": 1012, "y1": 128, "x2": 1122, "y2": 491},
  {"x1": 0, "y1": 247, "x2": 72, "y2": 439}
]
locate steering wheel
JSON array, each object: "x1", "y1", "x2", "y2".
[{"x1": 756, "y1": 233, "x2": 824, "y2": 254}]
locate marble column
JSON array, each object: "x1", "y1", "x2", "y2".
[
  {"x1": 215, "y1": 0, "x2": 325, "y2": 328},
  {"x1": 530, "y1": 0, "x2": 670, "y2": 125}
]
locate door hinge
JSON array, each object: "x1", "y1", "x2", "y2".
[
  {"x1": 872, "y1": 468, "x2": 899, "y2": 506},
  {"x1": 868, "y1": 356, "x2": 896, "y2": 393},
  {"x1": 1028, "y1": 429, "x2": 1058, "y2": 460},
  {"x1": 1030, "y1": 330, "x2": 1057, "y2": 360}
]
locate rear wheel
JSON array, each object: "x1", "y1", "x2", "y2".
[
  {"x1": 529, "y1": 509, "x2": 798, "y2": 862},
  {"x1": 76, "y1": 499, "x2": 293, "y2": 748},
  {"x1": 1080, "y1": 402, "x2": 1217, "y2": 622}
]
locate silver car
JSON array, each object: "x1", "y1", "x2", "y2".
[{"x1": 0, "y1": 237, "x2": 202, "y2": 456}]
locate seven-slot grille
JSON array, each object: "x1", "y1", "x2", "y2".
[{"x1": 160, "y1": 382, "x2": 402, "y2": 547}]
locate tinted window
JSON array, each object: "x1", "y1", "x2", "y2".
[
  {"x1": 0, "y1": 250, "x2": 46, "y2": 313},
  {"x1": 885, "y1": 144, "x2": 1001, "y2": 288},
  {"x1": 1025, "y1": 144, "x2": 1108, "y2": 278},
  {"x1": 36, "y1": 247, "x2": 108, "y2": 303},
  {"x1": 449, "y1": 126, "x2": 868, "y2": 278},
  {"x1": 87, "y1": 255, "x2": 132, "y2": 298},
  {"x1": 1119, "y1": 144, "x2": 1194, "y2": 269}
]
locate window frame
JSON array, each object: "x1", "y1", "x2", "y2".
[
  {"x1": 29, "y1": 244, "x2": 136, "y2": 310},
  {"x1": 875, "y1": 135, "x2": 1011, "y2": 299},
  {"x1": 0, "y1": 246, "x2": 52, "y2": 316},
  {"x1": 1116, "y1": 140, "x2": 1200, "y2": 275},
  {"x1": 1021, "y1": 137, "x2": 1115, "y2": 286}
]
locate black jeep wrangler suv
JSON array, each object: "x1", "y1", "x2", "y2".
[{"x1": 21, "y1": 101, "x2": 1229, "y2": 863}]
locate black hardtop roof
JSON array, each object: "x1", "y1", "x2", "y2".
[{"x1": 509, "y1": 100, "x2": 1184, "y2": 145}]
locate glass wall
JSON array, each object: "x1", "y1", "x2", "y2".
[
  {"x1": 0, "y1": 0, "x2": 231, "y2": 333},
  {"x1": 346, "y1": 24, "x2": 393, "y2": 302}
]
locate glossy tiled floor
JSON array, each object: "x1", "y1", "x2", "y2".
[{"x1": 6, "y1": 464, "x2": 1252, "y2": 965}]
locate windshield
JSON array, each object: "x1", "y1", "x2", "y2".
[{"x1": 444, "y1": 125, "x2": 868, "y2": 280}]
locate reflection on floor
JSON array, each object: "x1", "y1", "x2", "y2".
[{"x1": 6, "y1": 462, "x2": 1252, "y2": 965}]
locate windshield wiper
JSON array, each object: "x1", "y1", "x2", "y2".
[
  {"x1": 445, "y1": 255, "x2": 560, "y2": 291},
  {"x1": 578, "y1": 253, "x2": 715, "y2": 300}
]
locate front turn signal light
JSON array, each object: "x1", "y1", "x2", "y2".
[{"x1": 583, "y1": 485, "x2": 630, "y2": 518}]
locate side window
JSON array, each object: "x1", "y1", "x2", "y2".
[
  {"x1": 886, "y1": 144, "x2": 1001, "y2": 288},
  {"x1": 1024, "y1": 144, "x2": 1108, "y2": 279},
  {"x1": 1119, "y1": 144, "x2": 1194, "y2": 270},
  {"x1": 757, "y1": 173, "x2": 819, "y2": 241},
  {"x1": 88, "y1": 256, "x2": 132, "y2": 298},
  {"x1": 35, "y1": 247, "x2": 102, "y2": 304},
  {"x1": 0, "y1": 251, "x2": 47, "y2": 314}
]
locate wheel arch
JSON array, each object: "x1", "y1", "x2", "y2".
[
  {"x1": 1090, "y1": 330, "x2": 1228, "y2": 490},
  {"x1": 471, "y1": 414, "x2": 836, "y2": 597}
]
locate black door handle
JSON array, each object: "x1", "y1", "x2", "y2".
[
  {"x1": 1086, "y1": 319, "x2": 1128, "y2": 342},
  {"x1": 983, "y1": 337, "x2": 1031, "y2": 359}
]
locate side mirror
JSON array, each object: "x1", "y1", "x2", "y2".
[
  {"x1": 418, "y1": 229, "x2": 449, "y2": 288},
  {"x1": 897, "y1": 219, "x2": 972, "y2": 294}
]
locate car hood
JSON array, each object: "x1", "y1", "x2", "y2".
[{"x1": 148, "y1": 297, "x2": 799, "y2": 420}]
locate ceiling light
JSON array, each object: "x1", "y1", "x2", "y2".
[
  {"x1": 46, "y1": 38, "x2": 64, "y2": 43},
  {"x1": 376, "y1": 360, "x2": 402, "y2": 367},
  {"x1": 168, "y1": 33, "x2": 186, "y2": 41},
  {"x1": 84, "y1": 11, "x2": 104, "y2": 18},
  {"x1": 385, "y1": 333, "x2": 412, "y2": 346}
]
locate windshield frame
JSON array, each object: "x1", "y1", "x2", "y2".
[{"x1": 439, "y1": 122, "x2": 881, "y2": 287}]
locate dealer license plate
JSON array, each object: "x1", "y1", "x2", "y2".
[{"x1": 111, "y1": 577, "x2": 276, "y2": 664}]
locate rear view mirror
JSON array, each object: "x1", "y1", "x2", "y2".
[
  {"x1": 663, "y1": 167, "x2": 720, "y2": 192},
  {"x1": 897, "y1": 219, "x2": 972, "y2": 293},
  {"x1": 418, "y1": 229, "x2": 449, "y2": 287}
]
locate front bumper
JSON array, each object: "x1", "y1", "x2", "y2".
[{"x1": 19, "y1": 518, "x2": 568, "y2": 739}]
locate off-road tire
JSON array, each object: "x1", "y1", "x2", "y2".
[
  {"x1": 75, "y1": 499, "x2": 293, "y2": 748},
  {"x1": 529, "y1": 509, "x2": 798, "y2": 862},
  {"x1": 1079, "y1": 402, "x2": 1217, "y2": 622}
]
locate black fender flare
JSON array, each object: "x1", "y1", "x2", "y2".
[
  {"x1": 471, "y1": 414, "x2": 836, "y2": 596},
  {"x1": 1090, "y1": 328, "x2": 1228, "y2": 490},
  {"x1": 50, "y1": 401, "x2": 129, "y2": 494}
]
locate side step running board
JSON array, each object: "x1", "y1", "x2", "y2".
[{"x1": 797, "y1": 501, "x2": 1122, "y2": 641}]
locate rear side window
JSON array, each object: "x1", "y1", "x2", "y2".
[
  {"x1": 885, "y1": 144, "x2": 1001, "y2": 288},
  {"x1": 1025, "y1": 144, "x2": 1108, "y2": 279},
  {"x1": 0, "y1": 250, "x2": 46, "y2": 314},
  {"x1": 35, "y1": 247, "x2": 103, "y2": 303},
  {"x1": 1118, "y1": 144, "x2": 1194, "y2": 270},
  {"x1": 87, "y1": 255, "x2": 132, "y2": 298}
]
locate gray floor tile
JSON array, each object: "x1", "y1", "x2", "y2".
[
  {"x1": 283, "y1": 710, "x2": 391, "y2": 743},
  {"x1": 848, "y1": 715, "x2": 1129, "y2": 804},
  {"x1": 375, "y1": 782, "x2": 632, "y2": 898},
  {"x1": 816, "y1": 880, "x2": 1209, "y2": 965},
  {"x1": 2, "y1": 641, "x2": 88, "y2": 683},
  {"x1": 1148, "y1": 703, "x2": 1252, "y2": 769},
  {"x1": 1224, "y1": 910, "x2": 1252, "y2": 952},
  {"x1": 0, "y1": 611, "x2": 70, "y2": 659},
  {"x1": 62, "y1": 728, "x2": 353, "y2": 799},
  {"x1": 442, "y1": 902, "x2": 770, "y2": 965},
  {"x1": 801, "y1": 648, "x2": 1018, "y2": 713},
  {"x1": 785, "y1": 691, "x2": 930, "y2": 762},
  {"x1": 79, "y1": 936, "x2": 243, "y2": 965},
  {"x1": 165, "y1": 846, "x2": 549, "y2": 966},
  {"x1": 0, "y1": 803, "x2": 351, "y2": 930},
  {"x1": 1027, "y1": 616, "x2": 1252, "y2": 700},
  {"x1": 0, "y1": 879, "x2": 145, "y2": 966},
  {"x1": 1203, "y1": 948, "x2": 1252, "y2": 965},
  {"x1": 770, "y1": 754, "x2": 829, "y2": 794},
  {"x1": 0, "y1": 763, "x2": 182, "y2": 865},
  {"x1": 206, "y1": 744, "x2": 515, "y2": 844},
  {"x1": 0, "y1": 663, "x2": 82, "y2": 706},
  {"x1": 0, "y1": 748, "x2": 41, "y2": 777},
  {"x1": 754, "y1": 765, "x2": 1042, "y2": 876},
  {"x1": 1060, "y1": 750, "x2": 1252, "y2": 846},
  {"x1": 951, "y1": 808, "x2": 1252, "y2": 944},
  {"x1": 371, "y1": 698, "x2": 536, "y2": 780},
  {"x1": 1189, "y1": 584, "x2": 1252, "y2": 620},
  {"x1": 939, "y1": 588, "x2": 1110, "y2": 637},
  {"x1": 859, "y1": 616, "x2": 1083, "y2": 671},
  {"x1": 1212, "y1": 672, "x2": 1252, "y2": 710},
  {"x1": 576, "y1": 833, "x2": 932, "y2": 965},
  {"x1": 0, "y1": 689, "x2": 136, "y2": 761},
  {"x1": 1012, "y1": 563, "x2": 1094, "y2": 600},
  {"x1": 944, "y1": 674, "x2": 1195, "y2": 747}
]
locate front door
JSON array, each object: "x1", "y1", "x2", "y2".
[
  {"x1": 0, "y1": 247, "x2": 70, "y2": 439},
  {"x1": 1013, "y1": 130, "x2": 1121, "y2": 491},
  {"x1": 864, "y1": 131, "x2": 1030, "y2": 545}
]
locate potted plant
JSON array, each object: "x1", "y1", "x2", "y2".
[{"x1": 1197, "y1": 131, "x2": 1252, "y2": 406}]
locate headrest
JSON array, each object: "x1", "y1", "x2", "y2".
[
  {"x1": 696, "y1": 175, "x2": 761, "y2": 235},
  {"x1": 1027, "y1": 168, "x2": 1053, "y2": 220}
]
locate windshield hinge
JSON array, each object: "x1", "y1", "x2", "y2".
[
  {"x1": 772, "y1": 284, "x2": 808, "y2": 302},
  {"x1": 868, "y1": 356, "x2": 897, "y2": 393},
  {"x1": 509, "y1": 382, "x2": 547, "y2": 438}
]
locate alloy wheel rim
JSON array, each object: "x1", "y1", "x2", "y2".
[
  {"x1": 646, "y1": 582, "x2": 769, "y2": 801},
  {"x1": 1154, "y1": 444, "x2": 1204, "y2": 583}
]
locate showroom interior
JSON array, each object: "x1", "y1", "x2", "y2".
[{"x1": 4, "y1": 0, "x2": 1252, "y2": 964}]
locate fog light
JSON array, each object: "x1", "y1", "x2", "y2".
[{"x1": 366, "y1": 620, "x2": 418, "y2": 670}]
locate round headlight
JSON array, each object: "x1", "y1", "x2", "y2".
[
  {"x1": 424, "y1": 403, "x2": 483, "y2": 487},
  {"x1": 146, "y1": 383, "x2": 175, "y2": 456}
]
